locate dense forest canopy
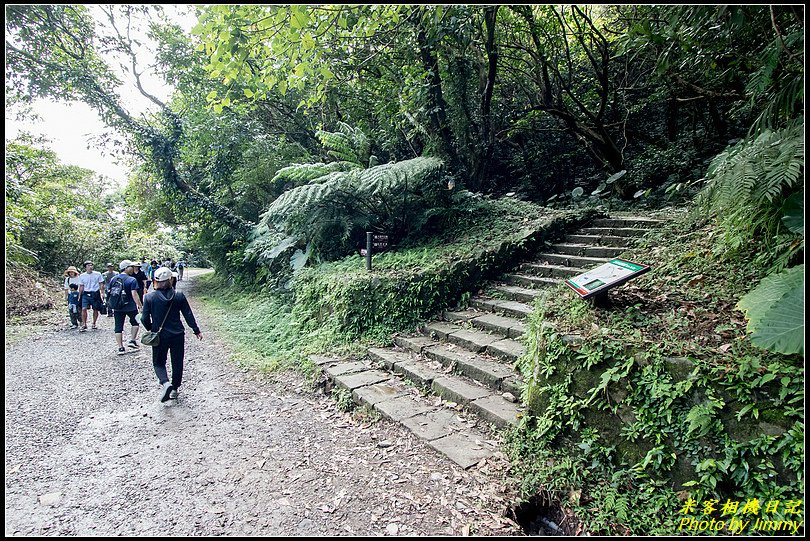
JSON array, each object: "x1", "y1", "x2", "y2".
[{"x1": 5, "y1": 4, "x2": 804, "y2": 278}]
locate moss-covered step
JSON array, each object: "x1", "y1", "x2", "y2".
[
  {"x1": 579, "y1": 227, "x2": 653, "y2": 238},
  {"x1": 519, "y1": 263, "x2": 587, "y2": 278},
  {"x1": 502, "y1": 273, "x2": 560, "y2": 290},
  {"x1": 589, "y1": 217, "x2": 663, "y2": 228},
  {"x1": 492, "y1": 285, "x2": 543, "y2": 304},
  {"x1": 534, "y1": 253, "x2": 611, "y2": 268}
]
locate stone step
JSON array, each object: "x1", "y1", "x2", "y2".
[
  {"x1": 422, "y1": 343, "x2": 519, "y2": 392},
  {"x1": 534, "y1": 253, "x2": 611, "y2": 268},
  {"x1": 579, "y1": 227, "x2": 651, "y2": 238},
  {"x1": 590, "y1": 217, "x2": 663, "y2": 228},
  {"x1": 470, "y1": 298, "x2": 533, "y2": 319},
  {"x1": 469, "y1": 312, "x2": 526, "y2": 339},
  {"x1": 519, "y1": 263, "x2": 586, "y2": 278},
  {"x1": 314, "y1": 353, "x2": 501, "y2": 469},
  {"x1": 503, "y1": 273, "x2": 561, "y2": 290},
  {"x1": 564, "y1": 234, "x2": 631, "y2": 246},
  {"x1": 492, "y1": 285, "x2": 542, "y2": 304},
  {"x1": 549, "y1": 243, "x2": 626, "y2": 258},
  {"x1": 486, "y1": 337, "x2": 525, "y2": 363},
  {"x1": 443, "y1": 309, "x2": 483, "y2": 324}
]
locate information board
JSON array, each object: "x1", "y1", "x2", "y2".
[{"x1": 565, "y1": 258, "x2": 650, "y2": 299}]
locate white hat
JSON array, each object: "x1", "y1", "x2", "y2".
[
  {"x1": 154, "y1": 267, "x2": 173, "y2": 282},
  {"x1": 119, "y1": 260, "x2": 133, "y2": 271}
]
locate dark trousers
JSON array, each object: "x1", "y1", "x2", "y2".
[
  {"x1": 152, "y1": 333, "x2": 185, "y2": 389},
  {"x1": 69, "y1": 307, "x2": 80, "y2": 326}
]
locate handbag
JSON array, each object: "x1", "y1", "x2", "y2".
[{"x1": 141, "y1": 291, "x2": 175, "y2": 347}]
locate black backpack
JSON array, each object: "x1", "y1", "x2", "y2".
[{"x1": 107, "y1": 275, "x2": 128, "y2": 310}]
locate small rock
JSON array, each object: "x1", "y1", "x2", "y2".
[
  {"x1": 502, "y1": 392, "x2": 517, "y2": 403},
  {"x1": 377, "y1": 440, "x2": 394, "y2": 448},
  {"x1": 39, "y1": 492, "x2": 62, "y2": 506},
  {"x1": 386, "y1": 523, "x2": 399, "y2": 535}
]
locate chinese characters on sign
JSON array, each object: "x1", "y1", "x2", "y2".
[{"x1": 678, "y1": 498, "x2": 803, "y2": 534}]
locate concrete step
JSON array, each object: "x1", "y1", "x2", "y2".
[
  {"x1": 534, "y1": 252, "x2": 611, "y2": 268},
  {"x1": 469, "y1": 312, "x2": 526, "y2": 339},
  {"x1": 422, "y1": 343, "x2": 519, "y2": 392},
  {"x1": 503, "y1": 273, "x2": 561, "y2": 290},
  {"x1": 579, "y1": 227, "x2": 651, "y2": 238},
  {"x1": 549, "y1": 243, "x2": 626, "y2": 258},
  {"x1": 590, "y1": 217, "x2": 663, "y2": 228},
  {"x1": 492, "y1": 285, "x2": 542, "y2": 304},
  {"x1": 315, "y1": 353, "x2": 505, "y2": 468},
  {"x1": 564, "y1": 234, "x2": 631, "y2": 246},
  {"x1": 368, "y1": 348, "x2": 522, "y2": 429},
  {"x1": 470, "y1": 298, "x2": 533, "y2": 319},
  {"x1": 519, "y1": 263, "x2": 586, "y2": 278}
]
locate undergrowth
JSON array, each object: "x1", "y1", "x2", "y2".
[{"x1": 507, "y1": 214, "x2": 804, "y2": 535}]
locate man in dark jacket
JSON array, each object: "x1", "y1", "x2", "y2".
[{"x1": 141, "y1": 266, "x2": 203, "y2": 402}]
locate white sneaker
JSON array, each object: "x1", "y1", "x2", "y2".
[
  {"x1": 160, "y1": 382, "x2": 173, "y2": 403},
  {"x1": 169, "y1": 389, "x2": 178, "y2": 400},
  {"x1": 127, "y1": 340, "x2": 139, "y2": 349},
  {"x1": 117, "y1": 347, "x2": 127, "y2": 356}
]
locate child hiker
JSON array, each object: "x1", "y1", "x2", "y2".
[{"x1": 67, "y1": 283, "x2": 81, "y2": 329}]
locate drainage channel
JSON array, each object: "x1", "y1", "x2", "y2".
[{"x1": 509, "y1": 494, "x2": 577, "y2": 536}]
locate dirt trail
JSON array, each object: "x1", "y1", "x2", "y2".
[{"x1": 4, "y1": 270, "x2": 521, "y2": 536}]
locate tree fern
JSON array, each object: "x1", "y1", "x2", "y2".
[
  {"x1": 247, "y1": 157, "x2": 448, "y2": 267},
  {"x1": 270, "y1": 161, "x2": 360, "y2": 189}
]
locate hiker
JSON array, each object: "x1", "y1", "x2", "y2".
[
  {"x1": 133, "y1": 263, "x2": 149, "y2": 302},
  {"x1": 109, "y1": 260, "x2": 143, "y2": 355},
  {"x1": 102, "y1": 263, "x2": 117, "y2": 318},
  {"x1": 67, "y1": 283, "x2": 81, "y2": 329},
  {"x1": 63, "y1": 266, "x2": 81, "y2": 301},
  {"x1": 77, "y1": 261, "x2": 105, "y2": 332},
  {"x1": 176, "y1": 258, "x2": 185, "y2": 281},
  {"x1": 146, "y1": 260, "x2": 158, "y2": 291},
  {"x1": 141, "y1": 266, "x2": 203, "y2": 402}
]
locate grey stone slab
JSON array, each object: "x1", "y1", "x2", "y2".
[
  {"x1": 487, "y1": 339, "x2": 526, "y2": 363},
  {"x1": 425, "y1": 321, "x2": 464, "y2": 340},
  {"x1": 423, "y1": 344, "x2": 477, "y2": 368},
  {"x1": 352, "y1": 381, "x2": 407, "y2": 407},
  {"x1": 446, "y1": 328, "x2": 500, "y2": 353},
  {"x1": 455, "y1": 356, "x2": 517, "y2": 389},
  {"x1": 494, "y1": 300, "x2": 534, "y2": 318},
  {"x1": 427, "y1": 433, "x2": 494, "y2": 469},
  {"x1": 324, "y1": 361, "x2": 369, "y2": 378},
  {"x1": 492, "y1": 285, "x2": 541, "y2": 304},
  {"x1": 470, "y1": 395, "x2": 522, "y2": 429},
  {"x1": 368, "y1": 347, "x2": 412, "y2": 370},
  {"x1": 432, "y1": 376, "x2": 491, "y2": 405},
  {"x1": 374, "y1": 395, "x2": 435, "y2": 422},
  {"x1": 443, "y1": 309, "x2": 481, "y2": 323},
  {"x1": 393, "y1": 361, "x2": 445, "y2": 387},
  {"x1": 472, "y1": 313, "x2": 525, "y2": 338},
  {"x1": 310, "y1": 355, "x2": 340, "y2": 366},
  {"x1": 401, "y1": 409, "x2": 466, "y2": 442},
  {"x1": 394, "y1": 335, "x2": 439, "y2": 354},
  {"x1": 334, "y1": 369, "x2": 391, "y2": 391}
]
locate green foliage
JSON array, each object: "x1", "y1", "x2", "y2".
[
  {"x1": 736, "y1": 265, "x2": 804, "y2": 355},
  {"x1": 269, "y1": 161, "x2": 360, "y2": 189},
  {"x1": 700, "y1": 120, "x2": 804, "y2": 270},
  {"x1": 246, "y1": 156, "x2": 449, "y2": 272},
  {"x1": 509, "y1": 212, "x2": 803, "y2": 534}
]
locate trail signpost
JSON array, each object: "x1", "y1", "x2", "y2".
[
  {"x1": 362, "y1": 232, "x2": 391, "y2": 271},
  {"x1": 565, "y1": 258, "x2": 650, "y2": 306}
]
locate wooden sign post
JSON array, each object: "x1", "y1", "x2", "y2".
[{"x1": 565, "y1": 258, "x2": 650, "y2": 306}]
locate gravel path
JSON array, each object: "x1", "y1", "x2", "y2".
[{"x1": 5, "y1": 270, "x2": 521, "y2": 536}]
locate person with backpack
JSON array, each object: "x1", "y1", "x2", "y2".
[
  {"x1": 102, "y1": 263, "x2": 117, "y2": 318},
  {"x1": 108, "y1": 260, "x2": 143, "y2": 355},
  {"x1": 141, "y1": 266, "x2": 203, "y2": 402}
]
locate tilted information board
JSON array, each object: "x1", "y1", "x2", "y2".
[{"x1": 565, "y1": 258, "x2": 650, "y2": 299}]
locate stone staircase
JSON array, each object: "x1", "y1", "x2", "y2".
[{"x1": 314, "y1": 215, "x2": 664, "y2": 469}]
